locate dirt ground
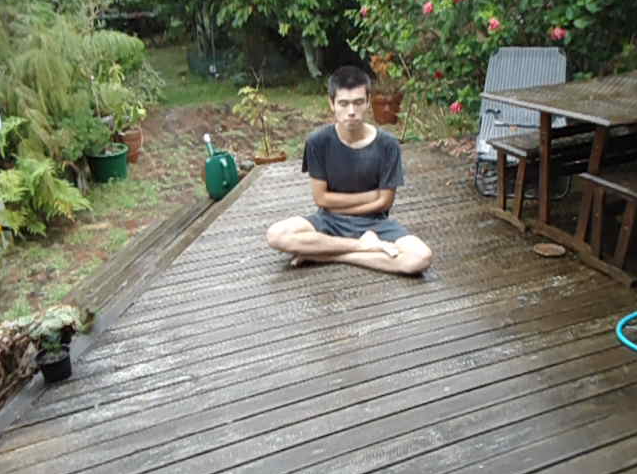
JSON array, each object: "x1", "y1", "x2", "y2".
[{"x1": 0, "y1": 103, "x2": 333, "y2": 318}]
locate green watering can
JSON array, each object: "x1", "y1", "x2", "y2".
[{"x1": 203, "y1": 133, "x2": 239, "y2": 200}]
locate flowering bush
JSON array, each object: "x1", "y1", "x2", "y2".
[{"x1": 347, "y1": 0, "x2": 637, "y2": 117}]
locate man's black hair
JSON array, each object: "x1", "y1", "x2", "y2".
[{"x1": 328, "y1": 65, "x2": 371, "y2": 101}]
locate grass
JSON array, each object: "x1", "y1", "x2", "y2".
[
  {"x1": 45, "y1": 283, "x2": 73, "y2": 306},
  {"x1": 88, "y1": 178, "x2": 161, "y2": 218},
  {"x1": 147, "y1": 44, "x2": 330, "y2": 114},
  {"x1": 3, "y1": 297, "x2": 31, "y2": 321},
  {"x1": 147, "y1": 45, "x2": 239, "y2": 107},
  {"x1": 103, "y1": 228, "x2": 129, "y2": 253}
]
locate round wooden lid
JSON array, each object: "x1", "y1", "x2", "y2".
[{"x1": 533, "y1": 243, "x2": 566, "y2": 257}]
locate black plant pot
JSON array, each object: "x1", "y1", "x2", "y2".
[{"x1": 35, "y1": 346, "x2": 71, "y2": 383}]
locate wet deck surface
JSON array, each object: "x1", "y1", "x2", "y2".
[{"x1": 2, "y1": 145, "x2": 637, "y2": 473}]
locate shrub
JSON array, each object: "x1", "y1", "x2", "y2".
[
  {"x1": 347, "y1": 0, "x2": 637, "y2": 115},
  {"x1": 0, "y1": 1, "x2": 161, "y2": 236}
]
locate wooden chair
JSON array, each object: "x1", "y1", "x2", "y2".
[
  {"x1": 475, "y1": 47, "x2": 567, "y2": 198},
  {"x1": 576, "y1": 171, "x2": 637, "y2": 287}
]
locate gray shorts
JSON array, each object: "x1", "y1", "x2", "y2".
[{"x1": 305, "y1": 208, "x2": 409, "y2": 242}]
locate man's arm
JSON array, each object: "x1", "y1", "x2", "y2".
[
  {"x1": 311, "y1": 179, "x2": 395, "y2": 215},
  {"x1": 329, "y1": 189, "x2": 396, "y2": 215},
  {"x1": 311, "y1": 178, "x2": 379, "y2": 208}
]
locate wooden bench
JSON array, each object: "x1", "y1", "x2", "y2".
[
  {"x1": 576, "y1": 171, "x2": 637, "y2": 287},
  {"x1": 487, "y1": 123, "x2": 596, "y2": 231},
  {"x1": 488, "y1": 125, "x2": 637, "y2": 232}
]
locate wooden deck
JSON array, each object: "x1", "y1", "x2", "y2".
[{"x1": 1, "y1": 144, "x2": 637, "y2": 473}]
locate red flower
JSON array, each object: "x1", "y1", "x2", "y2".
[
  {"x1": 450, "y1": 101, "x2": 463, "y2": 114},
  {"x1": 454, "y1": 0, "x2": 464, "y2": 3},
  {"x1": 550, "y1": 27, "x2": 567, "y2": 41},
  {"x1": 488, "y1": 17, "x2": 501, "y2": 31},
  {"x1": 422, "y1": 2, "x2": 434, "y2": 15},
  {"x1": 360, "y1": 5, "x2": 370, "y2": 17},
  {"x1": 434, "y1": 70, "x2": 444, "y2": 79}
]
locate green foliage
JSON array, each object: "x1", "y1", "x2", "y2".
[
  {"x1": 0, "y1": 117, "x2": 27, "y2": 160},
  {"x1": 58, "y1": 112, "x2": 112, "y2": 160},
  {"x1": 214, "y1": 0, "x2": 353, "y2": 77},
  {"x1": 347, "y1": 0, "x2": 637, "y2": 120},
  {"x1": 0, "y1": 157, "x2": 92, "y2": 236},
  {"x1": 0, "y1": 117, "x2": 92, "y2": 236},
  {"x1": 85, "y1": 30, "x2": 146, "y2": 81},
  {"x1": 113, "y1": 100, "x2": 147, "y2": 134},
  {"x1": 217, "y1": 0, "x2": 345, "y2": 48},
  {"x1": 12, "y1": 304, "x2": 88, "y2": 353},
  {"x1": 0, "y1": 1, "x2": 162, "y2": 236},
  {"x1": 125, "y1": 60, "x2": 166, "y2": 105}
]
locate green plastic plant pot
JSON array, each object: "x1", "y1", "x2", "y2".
[{"x1": 87, "y1": 142, "x2": 129, "y2": 183}]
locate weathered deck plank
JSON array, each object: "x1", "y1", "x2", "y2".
[{"x1": 1, "y1": 144, "x2": 636, "y2": 474}]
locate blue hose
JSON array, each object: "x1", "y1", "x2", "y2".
[{"x1": 616, "y1": 311, "x2": 637, "y2": 351}]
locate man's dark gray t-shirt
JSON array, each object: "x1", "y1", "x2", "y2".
[{"x1": 301, "y1": 124, "x2": 404, "y2": 218}]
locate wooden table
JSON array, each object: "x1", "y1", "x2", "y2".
[{"x1": 482, "y1": 70, "x2": 637, "y2": 247}]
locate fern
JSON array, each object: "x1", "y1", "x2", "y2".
[
  {"x1": 18, "y1": 157, "x2": 90, "y2": 219},
  {"x1": 0, "y1": 157, "x2": 91, "y2": 236},
  {"x1": 0, "y1": 207, "x2": 26, "y2": 234},
  {"x1": 23, "y1": 208, "x2": 46, "y2": 236},
  {"x1": 0, "y1": 168, "x2": 27, "y2": 203},
  {"x1": 0, "y1": 116, "x2": 26, "y2": 159},
  {"x1": 0, "y1": 167, "x2": 28, "y2": 235}
]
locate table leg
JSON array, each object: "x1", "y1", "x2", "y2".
[
  {"x1": 513, "y1": 158, "x2": 527, "y2": 220},
  {"x1": 574, "y1": 126, "x2": 609, "y2": 243},
  {"x1": 590, "y1": 185, "x2": 605, "y2": 258},
  {"x1": 497, "y1": 150, "x2": 507, "y2": 210},
  {"x1": 539, "y1": 112, "x2": 552, "y2": 224}
]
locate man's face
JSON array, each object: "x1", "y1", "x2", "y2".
[{"x1": 329, "y1": 85, "x2": 369, "y2": 131}]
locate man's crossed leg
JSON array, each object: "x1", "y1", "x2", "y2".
[{"x1": 266, "y1": 216, "x2": 432, "y2": 275}]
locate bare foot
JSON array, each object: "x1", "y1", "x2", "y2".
[
  {"x1": 359, "y1": 231, "x2": 399, "y2": 258},
  {"x1": 290, "y1": 255, "x2": 307, "y2": 267}
]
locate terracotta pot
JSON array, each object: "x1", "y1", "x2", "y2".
[
  {"x1": 254, "y1": 150, "x2": 287, "y2": 165},
  {"x1": 371, "y1": 92, "x2": 404, "y2": 125},
  {"x1": 117, "y1": 127, "x2": 143, "y2": 163}
]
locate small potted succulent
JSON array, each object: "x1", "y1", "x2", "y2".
[
  {"x1": 18, "y1": 305, "x2": 87, "y2": 383},
  {"x1": 232, "y1": 85, "x2": 286, "y2": 165}
]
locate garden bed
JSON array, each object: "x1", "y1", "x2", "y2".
[{"x1": 0, "y1": 102, "x2": 331, "y2": 321}]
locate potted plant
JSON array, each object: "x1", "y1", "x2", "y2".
[
  {"x1": 232, "y1": 86, "x2": 286, "y2": 165},
  {"x1": 114, "y1": 101, "x2": 147, "y2": 164},
  {"x1": 85, "y1": 78, "x2": 130, "y2": 181},
  {"x1": 369, "y1": 53, "x2": 405, "y2": 125},
  {"x1": 18, "y1": 305, "x2": 87, "y2": 383},
  {"x1": 85, "y1": 139, "x2": 129, "y2": 183}
]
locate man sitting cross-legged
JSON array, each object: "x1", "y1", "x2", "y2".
[{"x1": 266, "y1": 65, "x2": 432, "y2": 275}]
